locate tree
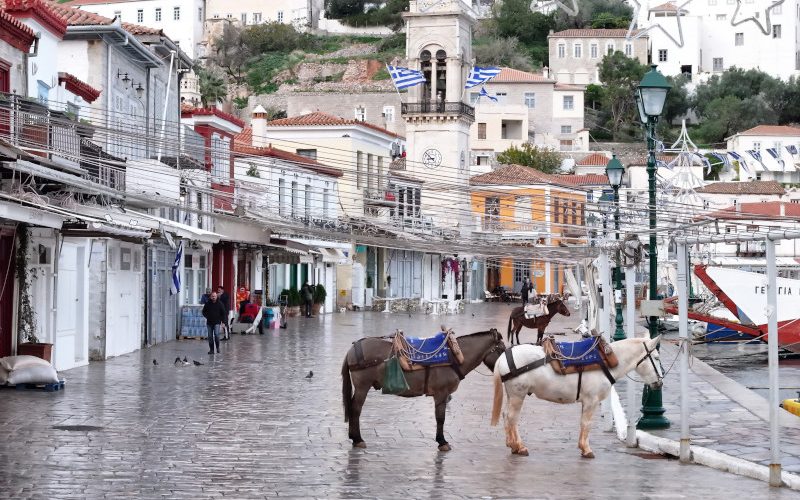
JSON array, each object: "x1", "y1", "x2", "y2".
[
  {"x1": 473, "y1": 37, "x2": 534, "y2": 71},
  {"x1": 693, "y1": 95, "x2": 778, "y2": 145},
  {"x1": 495, "y1": 0, "x2": 555, "y2": 46},
  {"x1": 550, "y1": 0, "x2": 632, "y2": 30},
  {"x1": 590, "y1": 12, "x2": 630, "y2": 29},
  {"x1": 662, "y1": 74, "x2": 690, "y2": 125},
  {"x1": 196, "y1": 66, "x2": 226, "y2": 107},
  {"x1": 325, "y1": 0, "x2": 366, "y2": 19},
  {"x1": 598, "y1": 51, "x2": 648, "y2": 140},
  {"x1": 208, "y1": 24, "x2": 254, "y2": 86},
  {"x1": 496, "y1": 143, "x2": 562, "y2": 173}
]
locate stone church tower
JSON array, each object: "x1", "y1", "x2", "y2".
[{"x1": 401, "y1": 0, "x2": 475, "y2": 232}]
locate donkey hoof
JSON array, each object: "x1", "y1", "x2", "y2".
[
  {"x1": 438, "y1": 443, "x2": 451, "y2": 452},
  {"x1": 517, "y1": 447, "x2": 529, "y2": 456},
  {"x1": 353, "y1": 441, "x2": 367, "y2": 449},
  {"x1": 581, "y1": 451, "x2": 595, "y2": 459}
]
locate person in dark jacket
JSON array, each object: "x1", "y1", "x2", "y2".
[
  {"x1": 202, "y1": 291, "x2": 226, "y2": 354},
  {"x1": 301, "y1": 282, "x2": 314, "y2": 318},
  {"x1": 520, "y1": 277, "x2": 532, "y2": 306},
  {"x1": 216, "y1": 286, "x2": 230, "y2": 340}
]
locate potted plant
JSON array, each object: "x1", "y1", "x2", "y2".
[
  {"x1": 286, "y1": 287, "x2": 302, "y2": 317},
  {"x1": 312, "y1": 284, "x2": 327, "y2": 315}
]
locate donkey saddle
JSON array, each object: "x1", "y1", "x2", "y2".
[
  {"x1": 542, "y1": 336, "x2": 618, "y2": 375},
  {"x1": 391, "y1": 330, "x2": 465, "y2": 372}
]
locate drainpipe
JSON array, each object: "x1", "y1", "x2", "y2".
[
  {"x1": 157, "y1": 50, "x2": 176, "y2": 163},
  {"x1": 50, "y1": 231, "x2": 60, "y2": 370}
]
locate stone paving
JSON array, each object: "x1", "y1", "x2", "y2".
[{"x1": 0, "y1": 303, "x2": 794, "y2": 498}]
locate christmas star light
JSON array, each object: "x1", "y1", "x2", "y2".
[
  {"x1": 530, "y1": 0, "x2": 580, "y2": 17},
  {"x1": 730, "y1": 0, "x2": 784, "y2": 36},
  {"x1": 626, "y1": 0, "x2": 694, "y2": 49}
]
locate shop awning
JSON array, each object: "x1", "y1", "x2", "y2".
[
  {"x1": 215, "y1": 218, "x2": 271, "y2": 246},
  {"x1": 319, "y1": 247, "x2": 348, "y2": 263},
  {"x1": 0, "y1": 199, "x2": 64, "y2": 229},
  {"x1": 126, "y1": 209, "x2": 223, "y2": 245}
]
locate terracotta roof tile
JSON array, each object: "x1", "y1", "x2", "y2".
[
  {"x1": 182, "y1": 106, "x2": 245, "y2": 128},
  {"x1": 490, "y1": 67, "x2": 552, "y2": 83},
  {"x1": 733, "y1": 125, "x2": 800, "y2": 137},
  {"x1": 268, "y1": 112, "x2": 404, "y2": 139},
  {"x1": 554, "y1": 83, "x2": 584, "y2": 91},
  {"x1": 2, "y1": 0, "x2": 67, "y2": 36},
  {"x1": 707, "y1": 201, "x2": 800, "y2": 219},
  {"x1": 470, "y1": 164, "x2": 581, "y2": 188},
  {"x1": 577, "y1": 152, "x2": 610, "y2": 166},
  {"x1": 58, "y1": 72, "x2": 101, "y2": 103},
  {"x1": 696, "y1": 181, "x2": 785, "y2": 195},
  {"x1": 650, "y1": 2, "x2": 679, "y2": 11},
  {"x1": 550, "y1": 28, "x2": 645, "y2": 38},
  {"x1": 0, "y1": 10, "x2": 36, "y2": 51},
  {"x1": 40, "y1": 1, "x2": 162, "y2": 35},
  {"x1": 553, "y1": 174, "x2": 609, "y2": 186},
  {"x1": 233, "y1": 126, "x2": 343, "y2": 178}
]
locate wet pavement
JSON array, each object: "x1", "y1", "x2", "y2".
[{"x1": 0, "y1": 303, "x2": 794, "y2": 498}]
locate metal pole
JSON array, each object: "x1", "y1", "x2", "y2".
[
  {"x1": 613, "y1": 184, "x2": 625, "y2": 341},
  {"x1": 598, "y1": 252, "x2": 613, "y2": 432},
  {"x1": 625, "y1": 265, "x2": 637, "y2": 447},
  {"x1": 677, "y1": 241, "x2": 690, "y2": 462},
  {"x1": 766, "y1": 238, "x2": 782, "y2": 486},
  {"x1": 639, "y1": 115, "x2": 670, "y2": 429}
]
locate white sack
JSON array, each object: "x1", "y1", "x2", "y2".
[
  {"x1": 7, "y1": 365, "x2": 59, "y2": 385},
  {"x1": 0, "y1": 355, "x2": 51, "y2": 371}
]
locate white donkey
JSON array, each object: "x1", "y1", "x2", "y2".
[{"x1": 490, "y1": 336, "x2": 664, "y2": 458}]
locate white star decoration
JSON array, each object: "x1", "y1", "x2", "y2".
[
  {"x1": 730, "y1": 0, "x2": 785, "y2": 36},
  {"x1": 530, "y1": 0, "x2": 580, "y2": 17},
  {"x1": 626, "y1": 0, "x2": 694, "y2": 48}
]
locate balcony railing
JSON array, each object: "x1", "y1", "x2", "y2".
[
  {"x1": 401, "y1": 101, "x2": 475, "y2": 119},
  {"x1": 478, "y1": 216, "x2": 545, "y2": 233},
  {"x1": 0, "y1": 96, "x2": 81, "y2": 167}
]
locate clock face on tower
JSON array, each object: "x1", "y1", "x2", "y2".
[{"x1": 422, "y1": 149, "x2": 443, "y2": 169}]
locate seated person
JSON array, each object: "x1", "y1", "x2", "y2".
[{"x1": 239, "y1": 300, "x2": 260, "y2": 323}]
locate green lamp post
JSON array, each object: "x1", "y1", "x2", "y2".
[
  {"x1": 606, "y1": 155, "x2": 626, "y2": 342},
  {"x1": 635, "y1": 65, "x2": 671, "y2": 430}
]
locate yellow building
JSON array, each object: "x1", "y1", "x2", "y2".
[{"x1": 470, "y1": 164, "x2": 594, "y2": 295}]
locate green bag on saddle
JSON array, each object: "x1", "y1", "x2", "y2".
[{"x1": 382, "y1": 355, "x2": 409, "y2": 394}]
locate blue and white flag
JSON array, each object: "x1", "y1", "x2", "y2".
[
  {"x1": 478, "y1": 85, "x2": 498, "y2": 102},
  {"x1": 708, "y1": 152, "x2": 730, "y2": 168},
  {"x1": 170, "y1": 241, "x2": 183, "y2": 296},
  {"x1": 387, "y1": 65, "x2": 426, "y2": 90},
  {"x1": 465, "y1": 66, "x2": 501, "y2": 88},
  {"x1": 788, "y1": 145, "x2": 798, "y2": 155},
  {"x1": 728, "y1": 151, "x2": 751, "y2": 174},
  {"x1": 766, "y1": 147, "x2": 785, "y2": 169}
]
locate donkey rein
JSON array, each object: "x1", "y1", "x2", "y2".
[{"x1": 625, "y1": 338, "x2": 686, "y2": 383}]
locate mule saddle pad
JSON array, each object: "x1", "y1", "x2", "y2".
[
  {"x1": 542, "y1": 336, "x2": 619, "y2": 375},
  {"x1": 524, "y1": 303, "x2": 546, "y2": 319}
]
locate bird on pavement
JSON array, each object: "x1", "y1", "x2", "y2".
[
  {"x1": 193, "y1": 360, "x2": 204, "y2": 366},
  {"x1": 305, "y1": 371, "x2": 313, "y2": 379},
  {"x1": 471, "y1": 313, "x2": 475, "y2": 317},
  {"x1": 183, "y1": 356, "x2": 188, "y2": 363},
  {"x1": 153, "y1": 359, "x2": 158, "y2": 366},
  {"x1": 174, "y1": 357, "x2": 181, "y2": 365}
]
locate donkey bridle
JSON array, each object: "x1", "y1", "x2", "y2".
[{"x1": 635, "y1": 343, "x2": 664, "y2": 384}]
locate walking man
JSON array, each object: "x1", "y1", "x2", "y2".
[
  {"x1": 217, "y1": 285, "x2": 231, "y2": 340},
  {"x1": 301, "y1": 282, "x2": 314, "y2": 318},
  {"x1": 202, "y1": 291, "x2": 226, "y2": 354}
]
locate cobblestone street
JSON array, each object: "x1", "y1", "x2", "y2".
[{"x1": 0, "y1": 303, "x2": 793, "y2": 498}]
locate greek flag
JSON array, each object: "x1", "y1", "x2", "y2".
[
  {"x1": 170, "y1": 241, "x2": 183, "y2": 296},
  {"x1": 788, "y1": 145, "x2": 798, "y2": 155},
  {"x1": 766, "y1": 147, "x2": 785, "y2": 169},
  {"x1": 708, "y1": 152, "x2": 730, "y2": 167},
  {"x1": 387, "y1": 65, "x2": 426, "y2": 90},
  {"x1": 479, "y1": 85, "x2": 498, "y2": 102},
  {"x1": 465, "y1": 66, "x2": 501, "y2": 88},
  {"x1": 728, "y1": 151, "x2": 751, "y2": 174}
]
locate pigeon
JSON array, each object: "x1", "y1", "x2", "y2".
[
  {"x1": 193, "y1": 360, "x2": 204, "y2": 366},
  {"x1": 183, "y1": 356, "x2": 188, "y2": 363},
  {"x1": 305, "y1": 371, "x2": 313, "y2": 379},
  {"x1": 408, "y1": 313, "x2": 411, "y2": 318},
  {"x1": 471, "y1": 313, "x2": 475, "y2": 317},
  {"x1": 174, "y1": 357, "x2": 181, "y2": 365},
  {"x1": 152, "y1": 359, "x2": 158, "y2": 366}
]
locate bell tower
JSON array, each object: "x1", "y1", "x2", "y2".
[{"x1": 402, "y1": 0, "x2": 475, "y2": 232}]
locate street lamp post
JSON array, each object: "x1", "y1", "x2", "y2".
[
  {"x1": 606, "y1": 155, "x2": 625, "y2": 342},
  {"x1": 636, "y1": 65, "x2": 671, "y2": 430}
]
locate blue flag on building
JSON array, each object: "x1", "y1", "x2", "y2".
[
  {"x1": 170, "y1": 241, "x2": 183, "y2": 296},
  {"x1": 479, "y1": 85, "x2": 498, "y2": 102},
  {"x1": 465, "y1": 66, "x2": 501, "y2": 88},
  {"x1": 387, "y1": 65, "x2": 427, "y2": 90}
]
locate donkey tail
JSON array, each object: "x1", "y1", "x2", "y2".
[
  {"x1": 491, "y1": 365, "x2": 504, "y2": 427},
  {"x1": 342, "y1": 357, "x2": 353, "y2": 423},
  {"x1": 506, "y1": 314, "x2": 513, "y2": 343}
]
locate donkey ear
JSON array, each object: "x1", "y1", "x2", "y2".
[{"x1": 646, "y1": 335, "x2": 662, "y2": 349}]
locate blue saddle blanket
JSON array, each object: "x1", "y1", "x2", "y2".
[
  {"x1": 406, "y1": 332, "x2": 451, "y2": 365},
  {"x1": 555, "y1": 337, "x2": 605, "y2": 368}
]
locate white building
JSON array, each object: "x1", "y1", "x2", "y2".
[
  {"x1": 725, "y1": 125, "x2": 800, "y2": 182},
  {"x1": 547, "y1": 28, "x2": 649, "y2": 84},
  {"x1": 205, "y1": 0, "x2": 311, "y2": 29},
  {"x1": 635, "y1": 0, "x2": 800, "y2": 80},
  {"x1": 69, "y1": 0, "x2": 205, "y2": 59}
]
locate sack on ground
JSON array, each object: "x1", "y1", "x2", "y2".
[
  {"x1": 0, "y1": 355, "x2": 51, "y2": 372},
  {"x1": 382, "y1": 355, "x2": 409, "y2": 394},
  {"x1": 7, "y1": 364, "x2": 59, "y2": 385}
]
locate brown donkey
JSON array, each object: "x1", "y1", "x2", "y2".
[
  {"x1": 507, "y1": 295, "x2": 571, "y2": 345},
  {"x1": 341, "y1": 329, "x2": 505, "y2": 451}
]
